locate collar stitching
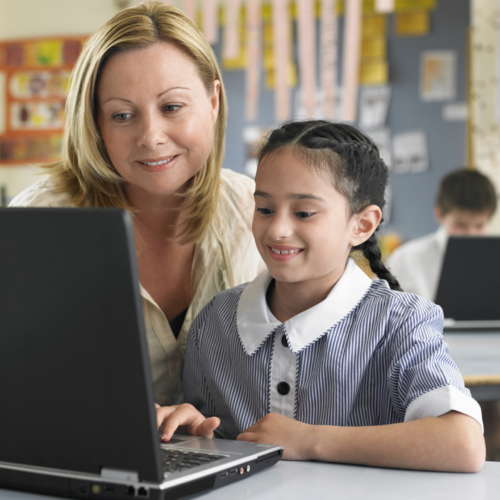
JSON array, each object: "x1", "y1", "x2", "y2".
[
  {"x1": 237, "y1": 323, "x2": 282, "y2": 356},
  {"x1": 290, "y1": 284, "x2": 374, "y2": 354}
]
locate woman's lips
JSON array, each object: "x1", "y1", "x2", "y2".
[{"x1": 137, "y1": 155, "x2": 179, "y2": 172}]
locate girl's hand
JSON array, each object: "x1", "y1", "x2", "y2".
[
  {"x1": 155, "y1": 403, "x2": 220, "y2": 442},
  {"x1": 236, "y1": 413, "x2": 313, "y2": 461}
]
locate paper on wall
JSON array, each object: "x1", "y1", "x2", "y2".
[
  {"x1": 367, "y1": 127, "x2": 392, "y2": 169},
  {"x1": 375, "y1": 0, "x2": 395, "y2": 12},
  {"x1": 395, "y1": 11, "x2": 429, "y2": 36},
  {"x1": 223, "y1": 0, "x2": 241, "y2": 60},
  {"x1": 359, "y1": 60, "x2": 388, "y2": 86},
  {"x1": 442, "y1": 102, "x2": 468, "y2": 122},
  {"x1": 242, "y1": 125, "x2": 270, "y2": 178},
  {"x1": 272, "y1": 0, "x2": 291, "y2": 120},
  {"x1": 321, "y1": 0, "x2": 338, "y2": 120},
  {"x1": 181, "y1": 0, "x2": 196, "y2": 22},
  {"x1": 392, "y1": 131, "x2": 428, "y2": 174},
  {"x1": 362, "y1": 14, "x2": 387, "y2": 38},
  {"x1": 297, "y1": 0, "x2": 316, "y2": 118},
  {"x1": 0, "y1": 72, "x2": 6, "y2": 134},
  {"x1": 395, "y1": 0, "x2": 436, "y2": 11},
  {"x1": 202, "y1": 0, "x2": 219, "y2": 45},
  {"x1": 361, "y1": 35, "x2": 386, "y2": 59},
  {"x1": 359, "y1": 86, "x2": 391, "y2": 130},
  {"x1": 246, "y1": 0, "x2": 261, "y2": 122},
  {"x1": 294, "y1": 87, "x2": 344, "y2": 120},
  {"x1": 420, "y1": 50, "x2": 457, "y2": 101},
  {"x1": 342, "y1": 0, "x2": 362, "y2": 121}
]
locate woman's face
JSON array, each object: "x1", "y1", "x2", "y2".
[{"x1": 97, "y1": 41, "x2": 220, "y2": 202}]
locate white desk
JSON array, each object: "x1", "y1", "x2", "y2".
[
  {"x1": 444, "y1": 332, "x2": 500, "y2": 401},
  {"x1": 198, "y1": 461, "x2": 500, "y2": 500},
  {"x1": 1, "y1": 461, "x2": 500, "y2": 500}
]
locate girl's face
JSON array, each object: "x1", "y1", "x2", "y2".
[
  {"x1": 253, "y1": 148, "x2": 362, "y2": 290},
  {"x1": 97, "y1": 41, "x2": 220, "y2": 202}
]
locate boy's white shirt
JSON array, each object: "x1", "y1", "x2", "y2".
[
  {"x1": 386, "y1": 226, "x2": 448, "y2": 301},
  {"x1": 236, "y1": 257, "x2": 483, "y2": 429}
]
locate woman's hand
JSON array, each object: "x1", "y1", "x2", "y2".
[
  {"x1": 237, "y1": 413, "x2": 314, "y2": 461},
  {"x1": 155, "y1": 403, "x2": 220, "y2": 442}
]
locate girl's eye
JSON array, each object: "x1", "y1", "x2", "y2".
[
  {"x1": 113, "y1": 113, "x2": 132, "y2": 122},
  {"x1": 163, "y1": 104, "x2": 182, "y2": 113},
  {"x1": 296, "y1": 211, "x2": 314, "y2": 219},
  {"x1": 256, "y1": 207, "x2": 274, "y2": 216}
]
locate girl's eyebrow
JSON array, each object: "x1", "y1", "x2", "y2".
[
  {"x1": 254, "y1": 190, "x2": 325, "y2": 202},
  {"x1": 254, "y1": 190, "x2": 270, "y2": 198}
]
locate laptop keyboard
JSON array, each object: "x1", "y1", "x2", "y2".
[{"x1": 161, "y1": 448, "x2": 227, "y2": 473}]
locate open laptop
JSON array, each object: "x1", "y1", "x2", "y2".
[
  {"x1": 435, "y1": 236, "x2": 500, "y2": 331},
  {"x1": 0, "y1": 208, "x2": 282, "y2": 500}
]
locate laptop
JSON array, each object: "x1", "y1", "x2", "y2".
[
  {"x1": 435, "y1": 236, "x2": 500, "y2": 331},
  {"x1": 0, "y1": 208, "x2": 282, "y2": 500}
]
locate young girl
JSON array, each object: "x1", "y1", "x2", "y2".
[{"x1": 157, "y1": 121, "x2": 485, "y2": 472}]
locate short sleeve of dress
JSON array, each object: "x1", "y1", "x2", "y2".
[{"x1": 387, "y1": 298, "x2": 483, "y2": 430}]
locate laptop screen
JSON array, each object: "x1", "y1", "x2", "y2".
[
  {"x1": 435, "y1": 236, "x2": 500, "y2": 321},
  {"x1": 0, "y1": 208, "x2": 163, "y2": 482}
]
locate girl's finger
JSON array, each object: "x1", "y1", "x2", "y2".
[
  {"x1": 155, "y1": 405, "x2": 178, "y2": 428},
  {"x1": 161, "y1": 406, "x2": 203, "y2": 441},
  {"x1": 196, "y1": 416, "x2": 220, "y2": 438}
]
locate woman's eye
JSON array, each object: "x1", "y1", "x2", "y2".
[
  {"x1": 163, "y1": 104, "x2": 182, "y2": 113},
  {"x1": 296, "y1": 211, "x2": 314, "y2": 219},
  {"x1": 113, "y1": 113, "x2": 132, "y2": 121},
  {"x1": 256, "y1": 207, "x2": 274, "y2": 216}
]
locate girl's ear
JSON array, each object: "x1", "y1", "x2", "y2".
[{"x1": 349, "y1": 205, "x2": 382, "y2": 247}]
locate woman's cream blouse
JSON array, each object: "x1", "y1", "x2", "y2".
[{"x1": 10, "y1": 169, "x2": 264, "y2": 405}]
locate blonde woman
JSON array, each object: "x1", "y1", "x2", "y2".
[{"x1": 10, "y1": 2, "x2": 263, "y2": 406}]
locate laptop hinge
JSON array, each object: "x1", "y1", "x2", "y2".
[{"x1": 101, "y1": 468, "x2": 139, "y2": 483}]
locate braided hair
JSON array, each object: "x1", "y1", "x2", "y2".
[{"x1": 258, "y1": 120, "x2": 402, "y2": 292}]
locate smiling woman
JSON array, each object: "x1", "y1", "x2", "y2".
[{"x1": 9, "y1": 1, "x2": 264, "y2": 406}]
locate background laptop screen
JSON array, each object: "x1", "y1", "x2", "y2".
[{"x1": 435, "y1": 236, "x2": 500, "y2": 321}]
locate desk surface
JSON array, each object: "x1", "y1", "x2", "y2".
[
  {"x1": 442, "y1": 331, "x2": 500, "y2": 401},
  {"x1": 1, "y1": 461, "x2": 500, "y2": 500},
  {"x1": 444, "y1": 332, "x2": 500, "y2": 377}
]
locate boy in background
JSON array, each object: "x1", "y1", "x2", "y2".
[{"x1": 387, "y1": 168, "x2": 497, "y2": 301}]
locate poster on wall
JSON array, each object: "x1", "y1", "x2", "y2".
[
  {"x1": 420, "y1": 50, "x2": 457, "y2": 101},
  {"x1": 392, "y1": 130, "x2": 428, "y2": 174},
  {"x1": 0, "y1": 37, "x2": 86, "y2": 164},
  {"x1": 358, "y1": 85, "x2": 391, "y2": 130},
  {"x1": 367, "y1": 127, "x2": 392, "y2": 169}
]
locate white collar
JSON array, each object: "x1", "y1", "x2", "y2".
[{"x1": 236, "y1": 258, "x2": 373, "y2": 355}]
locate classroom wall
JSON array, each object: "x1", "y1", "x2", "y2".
[
  {"x1": 1, "y1": 0, "x2": 496, "y2": 241},
  {"x1": 215, "y1": 0, "x2": 472, "y2": 242}
]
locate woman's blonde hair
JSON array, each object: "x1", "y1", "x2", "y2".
[{"x1": 47, "y1": 1, "x2": 227, "y2": 244}]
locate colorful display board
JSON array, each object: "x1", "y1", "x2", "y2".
[{"x1": 0, "y1": 37, "x2": 86, "y2": 164}]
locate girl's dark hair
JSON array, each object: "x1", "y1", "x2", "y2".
[{"x1": 259, "y1": 120, "x2": 402, "y2": 292}]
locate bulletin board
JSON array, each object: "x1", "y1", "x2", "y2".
[{"x1": 0, "y1": 37, "x2": 87, "y2": 165}]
